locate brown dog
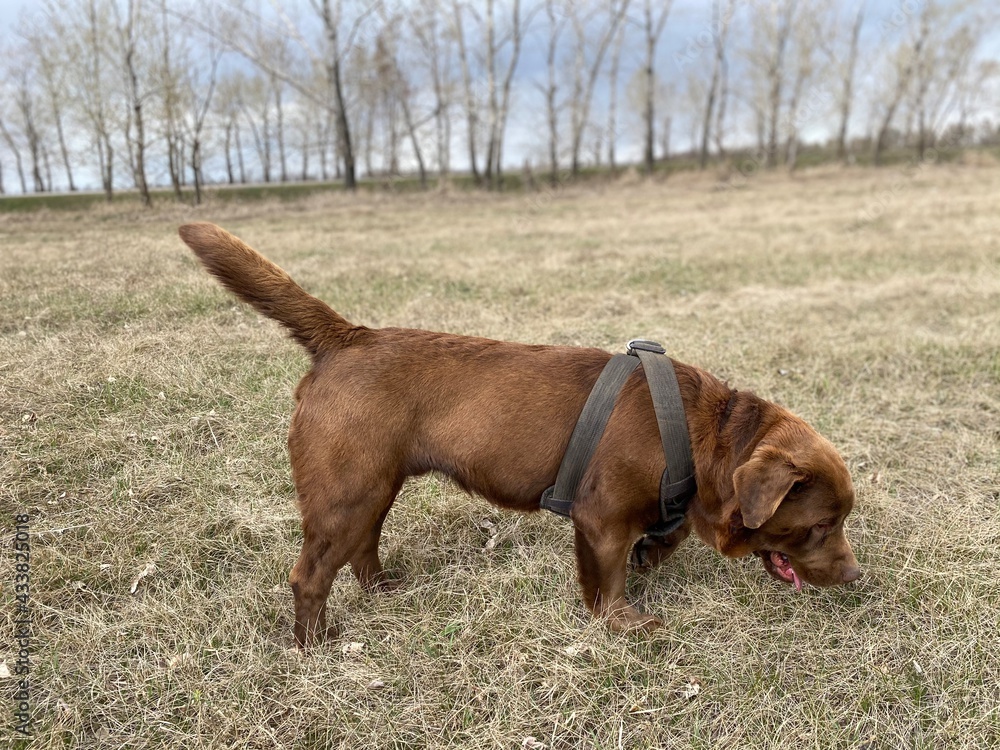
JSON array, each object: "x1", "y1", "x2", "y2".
[{"x1": 179, "y1": 222, "x2": 862, "y2": 647}]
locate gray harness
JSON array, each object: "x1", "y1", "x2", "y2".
[{"x1": 540, "y1": 339, "x2": 697, "y2": 536}]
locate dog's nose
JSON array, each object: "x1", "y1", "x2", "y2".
[{"x1": 842, "y1": 565, "x2": 862, "y2": 583}]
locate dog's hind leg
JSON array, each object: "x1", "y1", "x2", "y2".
[
  {"x1": 289, "y1": 481, "x2": 399, "y2": 648},
  {"x1": 289, "y1": 526, "x2": 341, "y2": 648},
  {"x1": 572, "y1": 512, "x2": 663, "y2": 633},
  {"x1": 349, "y1": 483, "x2": 403, "y2": 592}
]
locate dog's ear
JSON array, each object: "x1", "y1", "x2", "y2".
[{"x1": 733, "y1": 444, "x2": 807, "y2": 529}]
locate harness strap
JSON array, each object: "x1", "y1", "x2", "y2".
[
  {"x1": 540, "y1": 354, "x2": 639, "y2": 516},
  {"x1": 540, "y1": 340, "x2": 698, "y2": 535},
  {"x1": 634, "y1": 348, "x2": 696, "y2": 535}
]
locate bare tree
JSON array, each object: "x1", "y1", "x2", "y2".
[
  {"x1": 539, "y1": 0, "x2": 568, "y2": 184},
  {"x1": 351, "y1": 42, "x2": 379, "y2": 176},
  {"x1": 567, "y1": 0, "x2": 630, "y2": 176},
  {"x1": 374, "y1": 14, "x2": 428, "y2": 187},
  {"x1": 637, "y1": 0, "x2": 673, "y2": 174},
  {"x1": 483, "y1": 0, "x2": 531, "y2": 189},
  {"x1": 315, "y1": 0, "x2": 363, "y2": 190},
  {"x1": 606, "y1": 23, "x2": 626, "y2": 172},
  {"x1": 316, "y1": 105, "x2": 334, "y2": 181},
  {"x1": 746, "y1": 0, "x2": 798, "y2": 168},
  {"x1": 955, "y1": 59, "x2": 999, "y2": 140},
  {"x1": 452, "y1": 1, "x2": 482, "y2": 184},
  {"x1": 54, "y1": 0, "x2": 117, "y2": 201},
  {"x1": 240, "y1": 73, "x2": 273, "y2": 182},
  {"x1": 20, "y1": 16, "x2": 78, "y2": 191},
  {"x1": 158, "y1": 0, "x2": 186, "y2": 199},
  {"x1": 907, "y1": 5, "x2": 985, "y2": 160},
  {"x1": 292, "y1": 81, "x2": 328, "y2": 182},
  {"x1": 111, "y1": 0, "x2": 153, "y2": 206},
  {"x1": 263, "y1": 32, "x2": 293, "y2": 184},
  {"x1": 832, "y1": 2, "x2": 864, "y2": 163},
  {"x1": 214, "y1": 0, "x2": 373, "y2": 191},
  {"x1": 214, "y1": 72, "x2": 243, "y2": 184},
  {"x1": 871, "y1": 2, "x2": 934, "y2": 165},
  {"x1": 783, "y1": 1, "x2": 826, "y2": 171},
  {"x1": 272, "y1": 72, "x2": 289, "y2": 182},
  {"x1": 699, "y1": 0, "x2": 734, "y2": 168},
  {"x1": 0, "y1": 113, "x2": 28, "y2": 194},
  {"x1": 410, "y1": 0, "x2": 454, "y2": 181},
  {"x1": 10, "y1": 65, "x2": 46, "y2": 192},
  {"x1": 181, "y1": 21, "x2": 221, "y2": 205}
]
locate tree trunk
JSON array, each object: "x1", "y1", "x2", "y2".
[
  {"x1": 43, "y1": 145, "x2": 53, "y2": 191},
  {"x1": 400, "y1": 94, "x2": 427, "y2": 188},
  {"x1": 51, "y1": 93, "x2": 77, "y2": 191},
  {"x1": 643, "y1": 53, "x2": 655, "y2": 173},
  {"x1": 700, "y1": 0, "x2": 730, "y2": 169},
  {"x1": 836, "y1": 4, "x2": 864, "y2": 163},
  {"x1": 607, "y1": 26, "x2": 624, "y2": 173},
  {"x1": 235, "y1": 123, "x2": 246, "y2": 183},
  {"x1": 764, "y1": 0, "x2": 796, "y2": 169},
  {"x1": 125, "y1": 39, "x2": 152, "y2": 207},
  {"x1": 453, "y1": 1, "x2": 481, "y2": 185},
  {"x1": 301, "y1": 122, "x2": 310, "y2": 181},
  {"x1": 483, "y1": 0, "x2": 498, "y2": 188},
  {"x1": 714, "y1": 50, "x2": 729, "y2": 158},
  {"x1": 784, "y1": 62, "x2": 809, "y2": 171},
  {"x1": 0, "y1": 120, "x2": 28, "y2": 194},
  {"x1": 570, "y1": 0, "x2": 630, "y2": 176},
  {"x1": 640, "y1": 0, "x2": 671, "y2": 175},
  {"x1": 224, "y1": 120, "x2": 235, "y2": 184},
  {"x1": 100, "y1": 135, "x2": 114, "y2": 201},
  {"x1": 493, "y1": 0, "x2": 525, "y2": 190},
  {"x1": 27, "y1": 120, "x2": 45, "y2": 192},
  {"x1": 321, "y1": 0, "x2": 356, "y2": 190},
  {"x1": 543, "y1": 0, "x2": 561, "y2": 185},
  {"x1": 191, "y1": 139, "x2": 203, "y2": 205},
  {"x1": 317, "y1": 117, "x2": 329, "y2": 180},
  {"x1": 168, "y1": 136, "x2": 183, "y2": 198},
  {"x1": 874, "y1": 9, "x2": 928, "y2": 166},
  {"x1": 274, "y1": 78, "x2": 287, "y2": 182}
]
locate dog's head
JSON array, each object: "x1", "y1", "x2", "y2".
[{"x1": 727, "y1": 420, "x2": 861, "y2": 590}]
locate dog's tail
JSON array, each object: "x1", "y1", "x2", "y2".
[{"x1": 179, "y1": 222, "x2": 358, "y2": 357}]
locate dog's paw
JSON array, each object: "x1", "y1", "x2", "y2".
[{"x1": 606, "y1": 606, "x2": 663, "y2": 633}]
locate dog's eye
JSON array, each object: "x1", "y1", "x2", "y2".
[{"x1": 813, "y1": 522, "x2": 832, "y2": 535}]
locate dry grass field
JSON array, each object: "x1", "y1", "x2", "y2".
[{"x1": 2, "y1": 164, "x2": 999, "y2": 749}]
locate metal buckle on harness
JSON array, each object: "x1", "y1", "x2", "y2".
[{"x1": 626, "y1": 339, "x2": 666, "y2": 356}]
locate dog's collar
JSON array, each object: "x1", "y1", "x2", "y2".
[{"x1": 540, "y1": 340, "x2": 698, "y2": 535}]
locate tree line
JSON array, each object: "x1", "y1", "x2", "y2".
[{"x1": 0, "y1": 0, "x2": 996, "y2": 204}]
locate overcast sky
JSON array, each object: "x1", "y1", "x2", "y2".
[{"x1": 1, "y1": 0, "x2": 997, "y2": 191}]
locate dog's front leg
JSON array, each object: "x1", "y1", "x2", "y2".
[{"x1": 572, "y1": 512, "x2": 663, "y2": 633}]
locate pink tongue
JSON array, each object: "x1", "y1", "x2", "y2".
[
  {"x1": 770, "y1": 551, "x2": 803, "y2": 592},
  {"x1": 790, "y1": 568, "x2": 803, "y2": 593}
]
